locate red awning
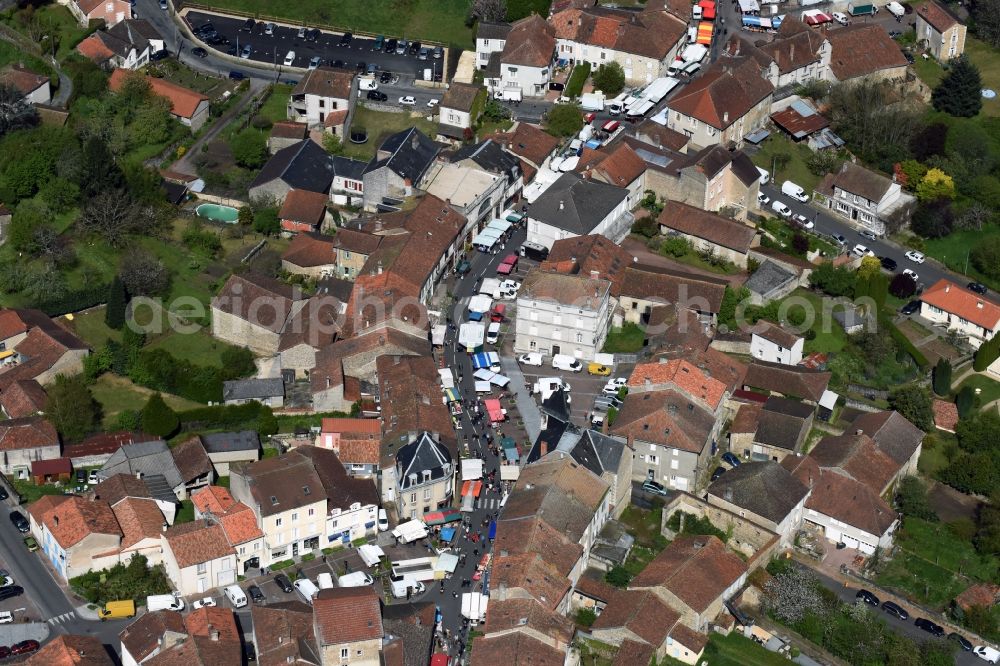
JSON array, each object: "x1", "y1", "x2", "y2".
[
  {"x1": 698, "y1": 0, "x2": 716, "y2": 19},
  {"x1": 484, "y1": 398, "x2": 505, "y2": 423},
  {"x1": 472, "y1": 480, "x2": 483, "y2": 497},
  {"x1": 697, "y1": 21, "x2": 714, "y2": 45}
]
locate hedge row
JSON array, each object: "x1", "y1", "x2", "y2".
[
  {"x1": 565, "y1": 62, "x2": 591, "y2": 98},
  {"x1": 36, "y1": 283, "x2": 109, "y2": 316},
  {"x1": 178, "y1": 402, "x2": 278, "y2": 434},
  {"x1": 882, "y1": 315, "x2": 929, "y2": 370}
]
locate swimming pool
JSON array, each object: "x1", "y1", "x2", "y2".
[{"x1": 195, "y1": 203, "x2": 240, "y2": 223}]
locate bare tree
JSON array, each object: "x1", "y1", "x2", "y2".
[
  {"x1": 955, "y1": 201, "x2": 993, "y2": 231},
  {"x1": 828, "y1": 79, "x2": 922, "y2": 167},
  {"x1": 472, "y1": 0, "x2": 507, "y2": 22},
  {"x1": 78, "y1": 190, "x2": 166, "y2": 248},
  {"x1": 761, "y1": 567, "x2": 827, "y2": 624},
  {"x1": 120, "y1": 248, "x2": 169, "y2": 297},
  {"x1": 0, "y1": 83, "x2": 38, "y2": 137}
]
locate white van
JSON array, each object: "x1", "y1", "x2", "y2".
[
  {"x1": 294, "y1": 577, "x2": 319, "y2": 604},
  {"x1": 486, "y1": 322, "x2": 501, "y2": 344},
  {"x1": 390, "y1": 575, "x2": 425, "y2": 599},
  {"x1": 756, "y1": 166, "x2": 770, "y2": 185},
  {"x1": 316, "y1": 573, "x2": 335, "y2": 590},
  {"x1": 781, "y1": 180, "x2": 810, "y2": 203},
  {"x1": 692, "y1": 4, "x2": 703, "y2": 19},
  {"x1": 377, "y1": 508, "x2": 389, "y2": 531},
  {"x1": 338, "y1": 572, "x2": 374, "y2": 588},
  {"x1": 533, "y1": 377, "x2": 571, "y2": 394},
  {"x1": 552, "y1": 354, "x2": 583, "y2": 372},
  {"x1": 886, "y1": 1, "x2": 905, "y2": 17},
  {"x1": 146, "y1": 594, "x2": 184, "y2": 612},
  {"x1": 358, "y1": 77, "x2": 378, "y2": 91},
  {"x1": 283, "y1": 50, "x2": 296, "y2": 67},
  {"x1": 224, "y1": 585, "x2": 247, "y2": 608}
]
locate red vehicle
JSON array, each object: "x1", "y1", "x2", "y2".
[
  {"x1": 583, "y1": 111, "x2": 596, "y2": 123},
  {"x1": 496, "y1": 262, "x2": 513, "y2": 275},
  {"x1": 601, "y1": 120, "x2": 620, "y2": 132},
  {"x1": 502, "y1": 253, "x2": 518, "y2": 269},
  {"x1": 11, "y1": 640, "x2": 38, "y2": 655},
  {"x1": 490, "y1": 304, "x2": 506, "y2": 322}
]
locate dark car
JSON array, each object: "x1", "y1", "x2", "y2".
[
  {"x1": 900, "y1": 300, "x2": 920, "y2": 315},
  {"x1": 306, "y1": 28, "x2": 320, "y2": 42},
  {"x1": 226, "y1": 45, "x2": 238, "y2": 56},
  {"x1": 229, "y1": 71, "x2": 246, "y2": 81},
  {"x1": 915, "y1": 617, "x2": 945, "y2": 637},
  {"x1": 456, "y1": 260, "x2": 471, "y2": 276},
  {"x1": 0, "y1": 586, "x2": 24, "y2": 602},
  {"x1": 881, "y1": 600, "x2": 908, "y2": 620},
  {"x1": 379, "y1": 71, "x2": 392, "y2": 83},
  {"x1": 332, "y1": 60, "x2": 345, "y2": 69},
  {"x1": 9, "y1": 511, "x2": 28, "y2": 533},
  {"x1": 191, "y1": 47, "x2": 208, "y2": 58},
  {"x1": 385, "y1": 38, "x2": 397, "y2": 53},
  {"x1": 408, "y1": 41, "x2": 421, "y2": 55},
  {"x1": 904, "y1": 51, "x2": 915, "y2": 64},
  {"x1": 241, "y1": 18, "x2": 254, "y2": 31},
  {"x1": 0, "y1": 647, "x2": 10, "y2": 660},
  {"x1": 151, "y1": 49, "x2": 170, "y2": 61},
  {"x1": 339, "y1": 32, "x2": 353, "y2": 46},
  {"x1": 855, "y1": 589, "x2": 880, "y2": 607},
  {"x1": 0, "y1": 487, "x2": 8, "y2": 502},
  {"x1": 711, "y1": 466, "x2": 726, "y2": 481},
  {"x1": 356, "y1": 61, "x2": 366, "y2": 71},
  {"x1": 548, "y1": 81, "x2": 565, "y2": 91},
  {"x1": 366, "y1": 62, "x2": 378, "y2": 74},
  {"x1": 641, "y1": 480, "x2": 668, "y2": 496},
  {"x1": 879, "y1": 256, "x2": 897, "y2": 271},
  {"x1": 11, "y1": 640, "x2": 39, "y2": 655},
  {"x1": 193, "y1": 22, "x2": 214, "y2": 35},
  {"x1": 721, "y1": 452, "x2": 741, "y2": 468},
  {"x1": 206, "y1": 34, "x2": 228, "y2": 45},
  {"x1": 968, "y1": 282, "x2": 988, "y2": 295},
  {"x1": 76, "y1": 470, "x2": 86, "y2": 484},
  {"x1": 367, "y1": 90, "x2": 388, "y2": 101},
  {"x1": 248, "y1": 585, "x2": 265, "y2": 604},
  {"x1": 274, "y1": 574, "x2": 294, "y2": 593},
  {"x1": 948, "y1": 632, "x2": 973, "y2": 651},
  {"x1": 244, "y1": 643, "x2": 256, "y2": 662}
]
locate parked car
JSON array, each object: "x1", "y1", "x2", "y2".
[
  {"x1": 373, "y1": 35, "x2": 384, "y2": 50},
  {"x1": 855, "y1": 589, "x2": 880, "y2": 607},
  {"x1": 711, "y1": 466, "x2": 726, "y2": 481},
  {"x1": 642, "y1": 480, "x2": 668, "y2": 496},
  {"x1": 974, "y1": 645, "x2": 1000, "y2": 663},
  {"x1": 12, "y1": 640, "x2": 39, "y2": 656},
  {"x1": 22, "y1": 537, "x2": 37, "y2": 552},
  {"x1": 832, "y1": 11, "x2": 849, "y2": 24},
  {"x1": 367, "y1": 62, "x2": 378, "y2": 74},
  {"x1": 757, "y1": 192, "x2": 770, "y2": 207},
  {"x1": 587, "y1": 363, "x2": 611, "y2": 376},
  {"x1": 191, "y1": 47, "x2": 208, "y2": 58},
  {"x1": 150, "y1": 49, "x2": 170, "y2": 61},
  {"x1": 367, "y1": 90, "x2": 388, "y2": 101},
  {"x1": 244, "y1": 643, "x2": 257, "y2": 662},
  {"x1": 241, "y1": 17, "x2": 255, "y2": 31},
  {"x1": 0, "y1": 646, "x2": 11, "y2": 659},
  {"x1": 396, "y1": 39, "x2": 408, "y2": 55},
  {"x1": 900, "y1": 300, "x2": 920, "y2": 315},
  {"x1": 968, "y1": 282, "x2": 988, "y2": 295},
  {"x1": 915, "y1": 617, "x2": 945, "y2": 637},
  {"x1": 0, "y1": 612, "x2": 12, "y2": 624},
  {"x1": 905, "y1": 250, "x2": 925, "y2": 263},
  {"x1": 881, "y1": 601, "x2": 908, "y2": 620},
  {"x1": 831, "y1": 233, "x2": 847, "y2": 248},
  {"x1": 902, "y1": 268, "x2": 919, "y2": 282},
  {"x1": 264, "y1": 22, "x2": 274, "y2": 35},
  {"x1": 456, "y1": 259, "x2": 471, "y2": 275},
  {"x1": 0, "y1": 487, "x2": 7, "y2": 502},
  {"x1": 306, "y1": 28, "x2": 320, "y2": 42},
  {"x1": 771, "y1": 200, "x2": 792, "y2": 218},
  {"x1": 192, "y1": 597, "x2": 216, "y2": 609},
  {"x1": 339, "y1": 32, "x2": 353, "y2": 46},
  {"x1": 851, "y1": 244, "x2": 874, "y2": 258},
  {"x1": 9, "y1": 511, "x2": 28, "y2": 533},
  {"x1": 240, "y1": 44, "x2": 252, "y2": 59},
  {"x1": 433, "y1": 46, "x2": 443, "y2": 59},
  {"x1": 418, "y1": 47, "x2": 430, "y2": 60},
  {"x1": 385, "y1": 38, "x2": 398, "y2": 53},
  {"x1": 283, "y1": 51, "x2": 296, "y2": 66},
  {"x1": 408, "y1": 41, "x2": 421, "y2": 55},
  {"x1": 158, "y1": 0, "x2": 167, "y2": 9},
  {"x1": 0, "y1": 586, "x2": 23, "y2": 602},
  {"x1": 426, "y1": 98, "x2": 439, "y2": 108},
  {"x1": 0, "y1": 574, "x2": 13, "y2": 589},
  {"x1": 519, "y1": 352, "x2": 543, "y2": 366},
  {"x1": 879, "y1": 256, "x2": 897, "y2": 271},
  {"x1": 380, "y1": 71, "x2": 393, "y2": 83},
  {"x1": 308, "y1": 56, "x2": 322, "y2": 70},
  {"x1": 228, "y1": 71, "x2": 246, "y2": 81},
  {"x1": 274, "y1": 574, "x2": 294, "y2": 593},
  {"x1": 948, "y1": 633, "x2": 973, "y2": 651},
  {"x1": 791, "y1": 213, "x2": 813, "y2": 229},
  {"x1": 248, "y1": 585, "x2": 265, "y2": 604},
  {"x1": 297, "y1": 26, "x2": 306, "y2": 39},
  {"x1": 593, "y1": 396, "x2": 623, "y2": 412},
  {"x1": 721, "y1": 452, "x2": 741, "y2": 468},
  {"x1": 398, "y1": 96, "x2": 416, "y2": 105}
]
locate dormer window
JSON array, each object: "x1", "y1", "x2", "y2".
[
  {"x1": 271, "y1": 496, "x2": 279, "y2": 505},
  {"x1": 303, "y1": 486, "x2": 311, "y2": 495}
]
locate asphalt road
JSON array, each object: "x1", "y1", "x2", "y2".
[{"x1": 185, "y1": 11, "x2": 443, "y2": 80}]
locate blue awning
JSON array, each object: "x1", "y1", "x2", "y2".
[
  {"x1": 745, "y1": 129, "x2": 771, "y2": 144},
  {"x1": 742, "y1": 15, "x2": 760, "y2": 26}
]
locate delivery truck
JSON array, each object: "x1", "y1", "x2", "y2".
[
  {"x1": 579, "y1": 92, "x2": 605, "y2": 111},
  {"x1": 99, "y1": 600, "x2": 136, "y2": 621},
  {"x1": 147, "y1": 593, "x2": 184, "y2": 612}
]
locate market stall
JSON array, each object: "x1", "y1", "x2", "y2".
[
  {"x1": 484, "y1": 398, "x2": 507, "y2": 423},
  {"x1": 697, "y1": 21, "x2": 714, "y2": 45}
]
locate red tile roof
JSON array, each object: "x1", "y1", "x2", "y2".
[
  {"x1": 485, "y1": 122, "x2": 559, "y2": 167},
  {"x1": 32, "y1": 496, "x2": 122, "y2": 548},
  {"x1": 933, "y1": 399, "x2": 958, "y2": 433},
  {"x1": 164, "y1": 520, "x2": 234, "y2": 569},
  {"x1": 313, "y1": 587, "x2": 383, "y2": 644},
  {"x1": 628, "y1": 358, "x2": 727, "y2": 409},
  {"x1": 826, "y1": 24, "x2": 909, "y2": 81},
  {"x1": 191, "y1": 485, "x2": 238, "y2": 515},
  {"x1": 112, "y1": 497, "x2": 165, "y2": 549},
  {"x1": 592, "y1": 589, "x2": 680, "y2": 646},
  {"x1": 657, "y1": 201, "x2": 757, "y2": 253},
  {"x1": 279, "y1": 189, "x2": 329, "y2": 225},
  {"x1": 75, "y1": 34, "x2": 115, "y2": 63},
  {"x1": 189, "y1": 487, "x2": 263, "y2": 546},
  {"x1": 26, "y1": 636, "x2": 112, "y2": 666},
  {"x1": 0, "y1": 310, "x2": 28, "y2": 340},
  {"x1": 0, "y1": 416, "x2": 58, "y2": 451},
  {"x1": 108, "y1": 70, "x2": 208, "y2": 120},
  {"x1": 184, "y1": 606, "x2": 241, "y2": 642},
  {"x1": 955, "y1": 583, "x2": 999, "y2": 611},
  {"x1": 501, "y1": 15, "x2": 556, "y2": 68},
  {"x1": 31, "y1": 457, "x2": 71, "y2": 476},
  {"x1": 916, "y1": 0, "x2": 959, "y2": 32},
  {"x1": 0, "y1": 379, "x2": 47, "y2": 418},
  {"x1": 922, "y1": 279, "x2": 1000, "y2": 331},
  {"x1": 321, "y1": 418, "x2": 381, "y2": 435},
  {"x1": 667, "y1": 57, "x2": 773, "y2": 130},
  {"x1": 0, "y1": 64, "x2": 47, "y2": 96},
  {"x1": 630, "y1": 535, "x2": 746, "y2": 614},
  {"x1": 592, "y1": 143, "x2": 646, "y2": 188}
]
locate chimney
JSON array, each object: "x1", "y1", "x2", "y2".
[
  {"x1": 723, "y1": 111, "x2": 729, "y2": 124},
  {"x1": 209, "y1": 627, "x2": 219, "y2": 642},
  {"x1": 945, "y1": 283, "x2": 950, "y2": 292},
  {"x1": 559, "y1": 200, "x2": 564, "y2": 211},
  {"x1": 135, "y1": 471, "x2": 142, "y2": 480},
  {"x1": 693, "y1": 539, "x2": 704, "y2": 550},
  {"x1": 855, "y1": 429, "x2": 863, "y2": 435},
  {"x1": 978, "y1": 300, "x2": 985, "y2": 309},
  {"x1": 375, "y1": 219, "x2": 383, "y2": 232},
  {"x1": 411, "y1": 133, "x2": 419, "y2": 151},
  {"x1": 326, "y1": 377, "x2": 331, "y2": 388},
  {"x1": 377, "y1": 260, "x2": 383, "y2": 275},
  {"x1": 790, "y1": 43, "x2": 795, "y2": 62},
  {"x1": 590, "y1": 270, "x2": 599, "y2": 280},
  {"x1": 161, "y1": 522, "x2": 168, "y2": 533}
]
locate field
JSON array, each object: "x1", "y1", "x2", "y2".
[
  {"x1": 749, "y1": 134, "x2": 820, "y2": 193},
  {"x1": 68, "y1": 308, "x2": 122, "y2": 349},
  {"x1": 90, "y1": 374, "x2": 202, "y2": 427},
  {"x1": 344, "y1": 105, "x2": 438, "y2": 160},
  {"x1": 145, "y1": 329, "x2": 241, "y2": 368},
  {"x1": 922, "y1": 224, "x2": 1000, "y2": 291},
  {"x1": 912, "y1": 37, "x2": 1000, "y2": 118},
  {"x1": 189, "y1": 0, "x2": 475, "y2": 48}
]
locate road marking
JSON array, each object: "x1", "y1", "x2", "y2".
[{"x1": 48, "y1": 612, "x2": 75, "y2": 625}]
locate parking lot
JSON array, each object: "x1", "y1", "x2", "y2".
[
  {"x1": 185, "y1": 11, "x2": 445, "y2": 79},
  {"x1": 0, "y1": 564, "x2": 45, "y2": 627}
]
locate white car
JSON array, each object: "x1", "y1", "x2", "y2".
[
  {"x1": 0, "y1": 612, "x2": 12, "y2": 625},
  {"x1": 756, "y1": 166, "x2": 770, "y2": 185},
  {"x1": 264, "y1": 22, "x2": 275, "y2": 35},
  {"x1": 603, "y1": 377, "x2": 628, "y2": 395},
  {"x1": 975, "y1": 646, "x2": 1000, "y2": 664},
  {"x1": 771, "y1": 200, "x2": 792, "y2": 218},
  {"x1": 192, "y1": 597, "x2": 216, "y2": 609},
  {"x1": 88, "y1": 470, "x2": 99, "y2": 485},
  {"x1": 832, "y1": 11, "x2": 849, "y2": 24},
  {"x1": 757, "y1": 192, "x2": 770, "y2": 207},
  {"x1": 377, "y1": 508, "x2": 389, "y2": 531},
  {"x1": 792, "y1": 214, "x2": 813, "y2": 229},
  {"x1": 308, "y1": 56, "x2": 321, "y2": 70},
  {"x1": 283, "y1": 51, "x2": 296, "y2": 67},
  {"x1": 905, "y1": 250, "x2": 926, "y2": 264},
  {"x1": 902, "y1": 269, "x2": 919, "y2": 282},
  {"x1": 500, "y1": 279, "x2": 521, "y2": 294},
  {"x1": 851, "y1": 244, "x2": 873, "y2": 257},
  {"x1": 426, "y1": 98, "x2": 439, "y2": 108},
  {"x1": 519, "y1": 352, "x2": 543, "y2": 366},
  {"x1": 398, "y1": 96, "x2": 416, "y2": 106}
]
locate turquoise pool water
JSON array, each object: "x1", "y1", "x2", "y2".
[{"x1": 196, "y1": 203, "x2": 240, "y2": 223}]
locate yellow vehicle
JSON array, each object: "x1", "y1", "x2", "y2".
[
  {"x1": 99, "y1": 600, "x2": 135, "y2": 621},
  {"x1": 587, "y1": 363, "x2": 612, "y2": 376}
]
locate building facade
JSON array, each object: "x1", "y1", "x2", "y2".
[{"x1": 514, "y1": 271, "x2": 613, "y2": 361}]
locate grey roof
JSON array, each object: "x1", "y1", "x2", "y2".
[
  {"x1": 98, "y1": 440, "x2": 182, "y2": 489},
  {"x1": 567, "y1": 431, "x2": 627, "y2": 479},
  {"x1": 707, "y1": 461, "x2": 808, "y2": 524},
  {"x1": 527, "y1": 172, "x2": 628, "y2": 234},
  {"x1": 250, "y1": 140, "x2": 335, "y2": 194},
  {"x1": 851, "y1": 410, "x2": 924, "y2": 466},
  {"x1": 745, "y1": 260, "x2": 797, "y2": 296},
  {"x1": 484, "y1": 52, "x2": 502, "y2": 77},
  {"x1": 143, "y1": 474, "x2": 178, "y2": 504},
  {"x1": 200, "y1": 430, "x2": 261, "y2": 454},
  {"x1": 366, "y1": 128, "x2": 440, "y2": 185},
  {"x1": 755, "y1": 398, "x2": 811, "y2": 453},
  {"x1": 107, "y1": 18, "x2": 161, "y2": 51},
  {"x1": 477, "y1": 21, "x2": 512, "y2": 41},
  {"x1": 295, "y1": 446, "x2": 379, "y2": 509},
  {"x1": 453, "y1": 139, "x2": 520, "y2": 178},
  {"x1": 223, "y1": 378, "x2": 285, "y2": 402},
  {"x1": 396, "y1": 432, "x2": 452, "y2": 490},
  {"x1": 331, "y1": 155, "x2": 367, "y2": 182}
]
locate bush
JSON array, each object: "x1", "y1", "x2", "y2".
[
  {"x1": 631, "y1": 216, "x2": 658, "y2": 238},
  {"x1": 69, "y1": 555, "x2": 171, "y2": 605},
  {"x1": 575, "y1": 608, "x2": 597, "y2": 627},
  {"x1": 883, "y1": 316, "x2": 929, "y2": 370},
  {"x1": 971, "y1": 236, "x2": 1000, "y2": 280},
  {"x1": 956, "y1": 385, "x2": 975, "y2": 418},
  {"x1": 592, "y1": 62, "x2": 625, "y2": 96},
  {"x1": 177, "y1": 402, "x2": 276, "y2": 433},
  {"x1": 141, "y1": 393, "x2": 179, "y2": 438},
  {"x1": 545, "y1": 103, "x2": 584, "y2": 137},
  {"x1": 889, "y1": 272, "x2": 917, "y2": 299},
  {"x1": 605, "y1": 566, "x2": 631, "y2": 588},
  {"x1": 933, "y1": 358, "x2": 952, "y2": 396},
  {"x1": 661, "y1": 236, "x2": 690, "y2": 257},
  {"x1": 565, "y1": 62, "x2": 591, "y2": 98}
]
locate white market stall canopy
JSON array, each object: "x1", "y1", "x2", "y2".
[{"x1": 462, "y1": 458, "x2": 484, "y2": 480}]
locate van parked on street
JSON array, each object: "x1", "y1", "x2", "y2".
[
  {"x1": 552, "y1": 354, "x2": 582, "y2": 372},
  {"x1": 224, "y1": 585, "x2": 247, "y2": 608}
]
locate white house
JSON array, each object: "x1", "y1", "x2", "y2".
[
  {"x1": 750, "y1": 321, "x2": 804, "y2": 366},
  {"x1": 287, "y1": 67, "x2": 354, "y2": 134},
  {"x1": 525, "y1": 172, "x2": 631, "y2": 250},
  {"x1": 815, "y1": 162, "x2": 915, "y2": 236},
  {"x1": 920, "y1": 279, "x2": 1000, "y2": 349},
  {"x1": 0, "y1": 65, "x2": 50, "y2": 105},
  {"x1": 162, "y1": 520, "x2": 237, "y2": 595},
  {"x1": 486, "y1": 15, "x2": 556, "y2": 99},
  {"x1": 293, "y1": 447, "x2": 380, "y2": 548},
  {"x1": 514, "y1": 270, "x2": 613, "y2": 361},
  {"x1": 475, "y1": 22, "x2": 510, "y2": 70}
]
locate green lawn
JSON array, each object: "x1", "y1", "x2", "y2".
[
  {"x1": 191, "y1": 0, "x2": 474, "y2": 48},
  {"x1": 758, "y1": 218, "x2": 838, "y2": 259},
  {"x1": 68, "y1": 307, "x2": 122, "y2": 349},
  {"x1": 12, "y1": 478, "x2": 67, "y2": 503},
  {"x1": 146, "y1": 329, "x2": 242, "y2": 368},
  {"x1": 91, "y1": 374, "x2": 202, "y2": 427},
  {"x1": 258, "y1": 84, "x2": 294, "y2": 124},
  {"x1": 698, "y1": 632, "x2": 798, "y2": 666},
  {"x1": 923, "y1": 224, "x2": 1000, "y2": 291},
  {"x1": 602, "y1": 323, "x2": 645, "y2": 353},
  {"x1": 343, "y1": 105, "x2": 439, "y2": 161},
  {"x1": 953, "y1": 373, "x2": 1000, "y2": 407},
  {"x1": 778, "y1": 289, "x2": 849, "y2": 353},
  {"x1": 175, "y1": 500, "x2": 195, "y2": 524},
  {"x1": 918, "y1": 431, "x2": 954, "y2": 477},
  {"x1": 0, "y1": 4, "x2": 98, "y2": 62},
  {"x1": 153, "y1": 59, "x2": 233, "y2": 97},
  {"x1": 618, "y1": 504, "x2": 664, "y2": 549},
  {"x1": 750, "y1": 133, "x2": 820, "y2": 193},
  {"x1": 876, "y1": 517, "x2": 999, "y2": 609}
]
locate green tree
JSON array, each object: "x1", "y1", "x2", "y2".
[
  {"x1": 974, "y1": 333, "x2": 1000, "y2": 371},
  {"x1": 888, "y1": 384, "x2": 934, "y2": 430},
  {"x1": 857, "y1": 255, "x2": 882, "y2": 281},
  {"x1": 808, "y1": 262, "x2": 857, "y2": 297},
  {"x1": 105, "y1": 276, "x2": 128, "y2": 330},
  {"x1": 592, "y1": 62, "x2": 625, "y2": 96},
  {"x1": 253, "y1": 207, "x2": 280, "y2": 235},
  {"x1": 956, "y1": 385, "x2": 975, "y2": 418},
  {"x1": 896, "y1": 159, "x2": 927, "y2": 191},
  {"x1": 238, "y1": 205, "x2": 254, "y2": 229},
  {"x1": 911, "y1": 198, "x2": 953, "y2": 238},
  {"x1": 971, "y1": 236, "x2": 1000, "y2": 280},
  {"x1": 605, "y1": 566, "x2": 631, "y2": 588},
  {"x1": 219, "y1": 346, "x2": 256, "y2": 380},
  {"x1": 932, "y1": 56, "x2": 983, "y2": 118},
  {"x1": 915, "y1": 168, "x2": 956, "y2": 201},
  {"x1": 230, "y1": 129, "x2": 267, "y2": 168},
  {"x1": 574, "y1": 608, "x2": 597, "y2": 627},
  {"x1": 545, "y1": 103, "x2": 584, "y2": 137},
  {"x1": 895, "y1": 476, "x2": 938, "y2": 521},
  {"x1": 46, "y1": 374, "x2": 100, "y2": 443},
  {"x1": 322, "y1": 132, "x2": 344, "y2": 155},
  {"x1": 933, "y1": 357, "x2": 952, "y2": 396},
  {"x1": 141, "y1": 393, "x2": 179, "y2": 438},
  {"x1": 719, "y1": 285, "x2": 750, "y2": 331}
]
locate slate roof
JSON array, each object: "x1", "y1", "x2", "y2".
[
  {"x1": 745, "y1": 260, "x2": 797, "y2": 296},
  {"x1": 527, "y1": 172, "x2": 628, "y2": 234},
  {"x1": 630, "y1": 535, "x2": 747, "y2": 613},
  {"x1": 707, "y1": 461, "x2": 808, "y2": 523},
  {"x1": 291, "y1": 67, "x2": 353, "y2": 99},
  {"x1": 477, "y1": 21, "x2": 512, "y2": 41},
  {"x1": 200, "y1": 431, "x2": 260, "y2": 455},
  {"x1": 671, "y1": 144, "x2": 761, "y2": 188},
  {"x1": 751, "y1": 321, "x2": 802, "y2": 349},
  {"x1": 331, "y1": 155, "x2": 368, "y2": 182},
  {"x1": 171, "y1": 437, "x2": 212, "y2": 482},
  {"x1": 454, "y1": 139, "x2": 520, "y2": 177},
  {"x1": 850, "y1": 410, "x2": 924, "y2": 465},
  {"x1": 366, "y1": 128, "x2": 440, "y2": 186},
  {"x1": 295, "y1": 446, "x2": 379, "y2": 508},
  {"x1": 98, "y1": 440, "x2": 181, "y2": 488},
  {"x1": 250, "y1": 139, "x2": 335, "y2": 195},
  {"x1": 657, "y1": 202, "x2": 757, "y2": 253},
  {"x1": 395, "y1": 432, "x2": 452, "y2": 490},
  {"x1": 440, "y1": 82, "x2": 482, "y2": 112},
  {"x1": 743, "y1": 360, "x2": 831, "y2": 402},
  {"x1": 107, "y1": 18, "x2": 161, "y2": 52},
  {"x1": 827, "y1": 24, "x2": 909, "y2": 81},
  {"x1": 222, "y1": 378, "x2": 285, "y2": 402},
  {"x1": 828, "y1": 161, "x2": 894, "y2": 204}
]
